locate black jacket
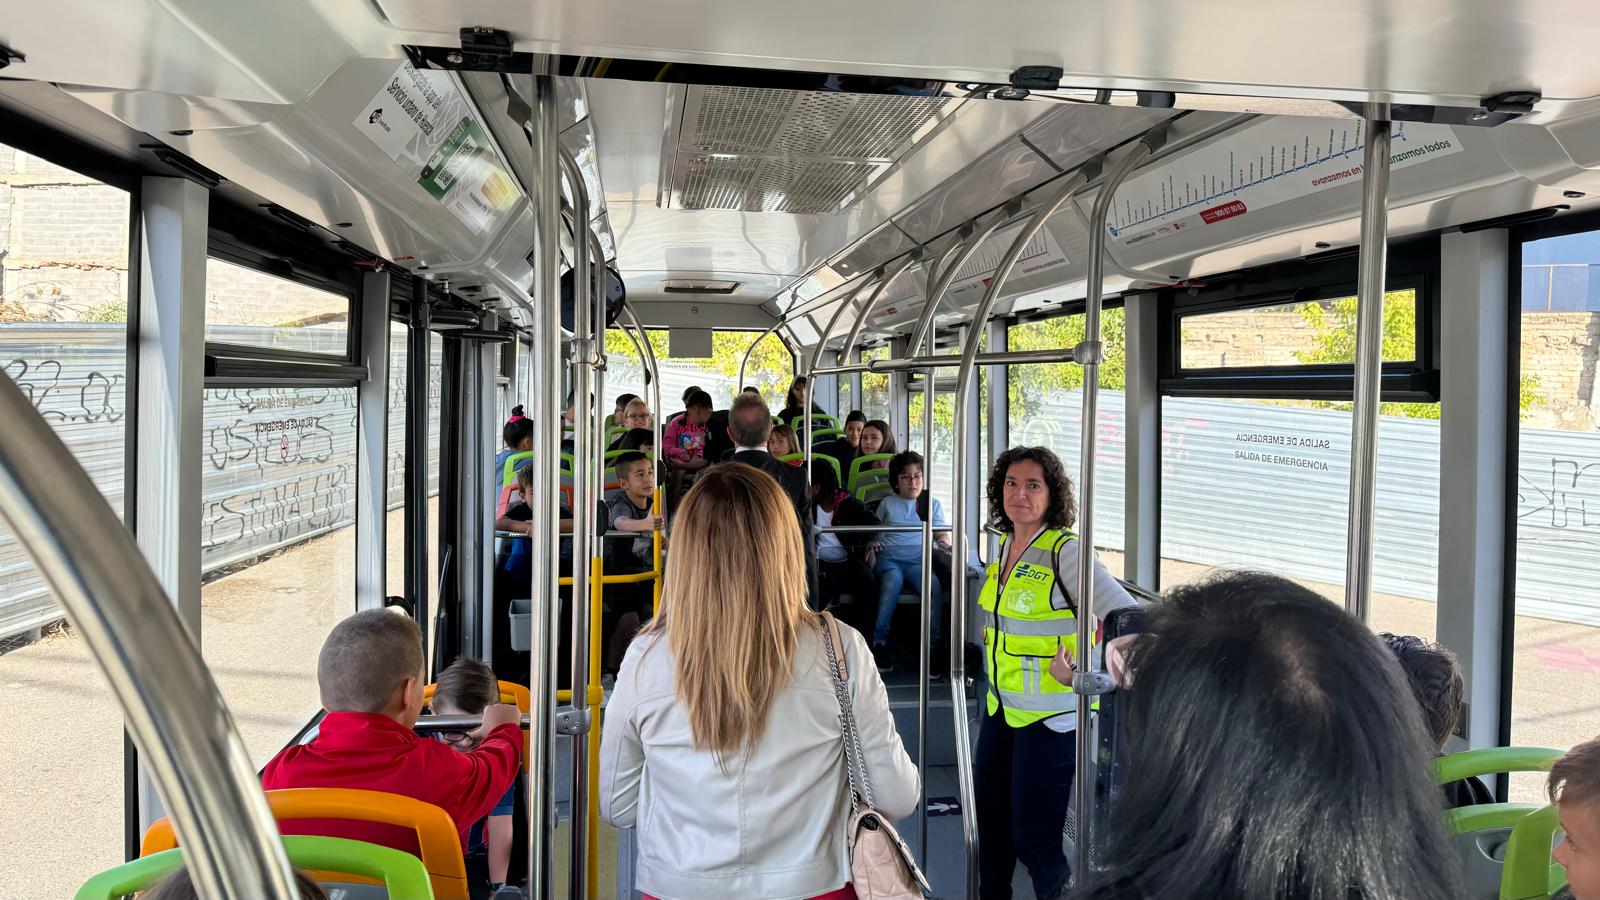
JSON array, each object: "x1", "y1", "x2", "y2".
[{"x1": 729, "y1": 449, "x2": 817, "y2": 601}]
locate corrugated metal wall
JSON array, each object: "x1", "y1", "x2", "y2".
[
  {"x1": 0, "y1": 324, "x2": 441, "y2": 639},
  {"x1": 4, "y1": 329, "x2": 1596, "y2": 637}
]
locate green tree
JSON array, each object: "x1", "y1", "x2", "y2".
[
  {"x1": 1006, "y1": 308, "x2": 1126, "y2": 420},
  {"x1": 1293, "y1": 293, "x2": 1541, "y2": 419},
  {"x1": 82, "y1": 300, "x2": 128, "y2": 323}
]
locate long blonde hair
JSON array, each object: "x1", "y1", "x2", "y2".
[{"x1": 645, "y1": 462, "x2": 813, "y2": 756}]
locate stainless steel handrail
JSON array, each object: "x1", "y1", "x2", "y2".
[
  {"x1": 1074, "y1": 121, "x2": 1169, "y2": 879},
  {"x1": 1344, "y1": 106, "x2": 1391, "y2": 624},
  {"x1": 811, "y1": 346, "x2": 1089, "y2": 376},
  {"x1": 527, "y1": 70, "x2": 563, "y2": 900},
  {"x1": 950, "y1": 167, "x2": 1092, "y2": 899},
  {"x1": 557, "y1": 145, "x2": 597, "y2": 900},
  {"x1": 0, "y1": 373, "x2": 299, "y2": 898}
]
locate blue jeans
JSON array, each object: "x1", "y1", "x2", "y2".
[{"x1": 871, "y1": 555, "x2": 946, "y2": 647}]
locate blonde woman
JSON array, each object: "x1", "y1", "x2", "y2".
[{"x1": 600, "y1": 463, "x2": 918, "y2": 900}]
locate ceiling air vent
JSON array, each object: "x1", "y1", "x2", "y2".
[
  {"x1": 660, "y1": 86, "x2": 952, "y2": 214},
  {"x1": 661, "y1": 279, "x2": 742, "y2": 295}
]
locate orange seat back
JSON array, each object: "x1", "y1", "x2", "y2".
[{"x1": 141, "y1": 787, "x2": 468, "y2": 900}]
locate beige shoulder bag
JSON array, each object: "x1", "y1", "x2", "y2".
[{"x1": 819, "y1": 611, "x2": 931, "y2": 900}]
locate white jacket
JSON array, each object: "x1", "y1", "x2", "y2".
[{"x1": 599, "y1": 619, "x2": 920, "y2": 900}]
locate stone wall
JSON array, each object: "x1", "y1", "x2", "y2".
[{"x1": 1521, "y1": 312, "x2": 1600, "y2": 430}]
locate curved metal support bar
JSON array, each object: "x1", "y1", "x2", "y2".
[
  {"x1": 1075, "y1": 124, "x2": 1167, "y2": 879},
  {"x1": 808, "y1": 272, "x2": 879, "y2": 376},
  {"x1": 0, "y1": 376, "x2": 299, "y2": 898},
  {"x1": 950, "y1": 168, "x2": 1090, "y2": 899},
  {"x1": 737, "y1": 317, "x2": 788, "y2": 392},
  {"x1": 617, "y1": 303, "x2": 663, "y2": 509},
  {"x1": 909, "y1": 228, "x2": 998, "y2": 355},
  {"x1": 557, "y1": 145, "x2": 599, "y2": 900},
  {"x1": 838, "y1": 253, "x2": 919, "y2": 364}
]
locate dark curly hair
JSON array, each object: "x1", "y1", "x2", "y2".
[
  {"x1": 985, "y1": 446, "x2": 1076, "y2": 534},
  {"x1": 1379, "y1": 633, "x2": 1464, "y2": 749}
]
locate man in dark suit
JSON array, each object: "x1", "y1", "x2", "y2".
[{"x1": 724, "y1": 393, "x2": 818, "y2": 606}]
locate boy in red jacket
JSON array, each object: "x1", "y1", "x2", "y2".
[{"x1": 262, "y1": 609, "x2": 522, "y2": 856}]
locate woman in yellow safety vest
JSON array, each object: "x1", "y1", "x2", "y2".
[{"x1": 975, "y1": 446, "x2": 1135, "y2": 900}]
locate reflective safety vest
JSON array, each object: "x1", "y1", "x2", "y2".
[{"x1": 979, "y1": 527, "x2": 1096, "y2": 729}]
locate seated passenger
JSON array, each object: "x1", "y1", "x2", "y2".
[
  {"x1": 1068, "y1": 571, "x2": 1463, "y2": 900},
  {"x1": 663, "y1": 389, "x2": 713, "y2": 500},
  {"x1": 663, "y1": 385, "x2": 701, "y2": 429},
  {"x1": 261, "y1": 610, "x2": 522, "y2": 857},
  {"x1": 600, "y1": 463, "x2": 919, "y2": 900},
  {"x1": 609, "y1": 392, "x2": 640, "y2": 427},
  {"x1": 1380, "y1": 633, "x2": 1493, "y2": 808},
  {"x1": 607, "y1": 399, "x2": 651, "y2": 452},
  {"x1": 767, "y1": 423, "x2": 799, "y2": 459},
  {"x1": 859, "y1": 419, "x2": 898, "y2": 471},
  {"x1": 870, "y1": 450, "x2": 949, "y2": 674},
  {"x1": 492, "y1": 407, "x2": 533, "y2": 510},
  {"x1": 430, "y1": 657, "x2": 518, "y2": 896},
  {"x1": 1551, "y1": 735, "x2": 1600, "y2": 900},
  {"x1": 777, "y1": 374, "x2": 826, "y2": 426},
  {"x1": 605, "y1": 451, "x2": 662, "y2": 672},
  {"x1": 816, "y1": 410, "x2": 866, "y2": 473},
  {"x1": 140, "y1": 867, "x2": 328, "y2": 899},
  {"x1": 616, "y1": 427, "x2": 653, "y2": 455},
  {"x1": 811, "y1": 459, "x2": 878, "y2": 629}
]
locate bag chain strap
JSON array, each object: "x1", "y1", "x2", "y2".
[{"x1": 820, "y1": 614, "x2": 876, "y2": 814}]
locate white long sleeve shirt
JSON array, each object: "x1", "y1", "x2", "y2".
[{"x1": 600, "y1": 619, "x2": 920, "y2": 900}]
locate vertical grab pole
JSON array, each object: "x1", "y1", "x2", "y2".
[
  {"x1": 952, "y1": 170, "x2": 1089, "y2": 899},
  {"x1": 587, "y1": 231, "x2": 608, "y2": 898},
  {"x1": 807, "y1": 275, "x2": 877, "y2": 499},
  {"x1": 1076, "y1": 124, "x2": 1167, "y2": 879},
  {"x1": 406, "y1": 276, "x2": 432, "y2": 664},
  {"x1": 902, "y1": 239, "x2": 963, "y2": 865},
  {"x1": 557, "y1": 147, "x2": 595, "y2": 900},
  {"x1": 527, "y1": 67, "x2": 562, "y2": 900},
  {"x1": 619, "y1": 304, "x2": 664, "y2": 614},
  {"x1": 738, "y1": 317, "x2": 786, "y2": 396},
  {"x1": 1345, "y1": 107, "x2": 1391, "y2": 623}
]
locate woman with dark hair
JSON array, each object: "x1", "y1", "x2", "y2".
[
  {"x1": 1071, "y1": 571, "x2": 1463, "y2": 900},
  {"x1": 778, "y1": 375, "x2": 826, "y2": 427},
  {"x1": 976, "y1": 446, "x2": 1133, "y2": 900}
]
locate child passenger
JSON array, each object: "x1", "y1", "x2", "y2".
[
  {"x1": 664, "y1": 389, "x2": 713, "y2": 500},
  {"x1": 430, "y1": 657, "x2": 519, "y2": 896},
  {"x1": 605, "y1": 451, "x2": 662, "y2": 672},
  {"x1": 870, "y1": 450, "x2": 950, "y2": 675},
  {"x1": 261, "y1": 610, "x2": 522, "y2": 856},
  {"x1": 1552, "y1": 735, "x2": 1600, "y2": 900},
  {"x1": 1379, "y1": 633, "x2": 1494, "y2": 808}
]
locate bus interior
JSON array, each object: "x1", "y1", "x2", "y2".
[{"x1": 0, "y1": 2, "x2": 1598, "y2": 898}]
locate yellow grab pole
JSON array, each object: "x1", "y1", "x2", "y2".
[{"x1": 588, "y1": 555, "x2": 605, "y2": 898}]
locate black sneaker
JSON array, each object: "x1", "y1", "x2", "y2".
[{"x1": 871, "y1": 643, "x2": 894, "y2": 672}]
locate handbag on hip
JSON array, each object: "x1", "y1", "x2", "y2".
[{"x1": 819, "y1": 612, "x2": 931, "y2": 900}]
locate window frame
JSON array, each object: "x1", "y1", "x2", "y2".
[
  {"x1": 1157, "y1": 236, "x2": 1442, "y2": 402},
  {"x1": 203, "y1": 200, "x2": 365, "y2": 374},
  {"x1": 1497, "y1": 205, "x2": 1600, "y2": 778}
]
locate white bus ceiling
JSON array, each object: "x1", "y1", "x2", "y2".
[{"x1": 4, "y1": 0, "x2": 1600, "y2": 342}]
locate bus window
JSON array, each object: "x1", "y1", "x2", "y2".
[
  {"x1": 607, "y1": 328, "x2": 793, "y2": 412},
  {"x1": 0, "y1": 139, "x2": 131, "y2": 898},
  {"x1": 1007, "y1": 311, "x2": 1129, "y2": 577},
  {"x1": 200, "y1": 385, "x2": 358, "y2": 765},
  {"x1": 1179, "y1": 291, "x2": 1420, "y2": 369},
  {"x1": 1510, "y1": 228, "x2": 1600, "y2": 801},
  {"x1": 861, "y1": 346, "x2": 891, "y2": 421},
  {"x1": 205, "y1": 257, "x2": 350, "y2": 357}
]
